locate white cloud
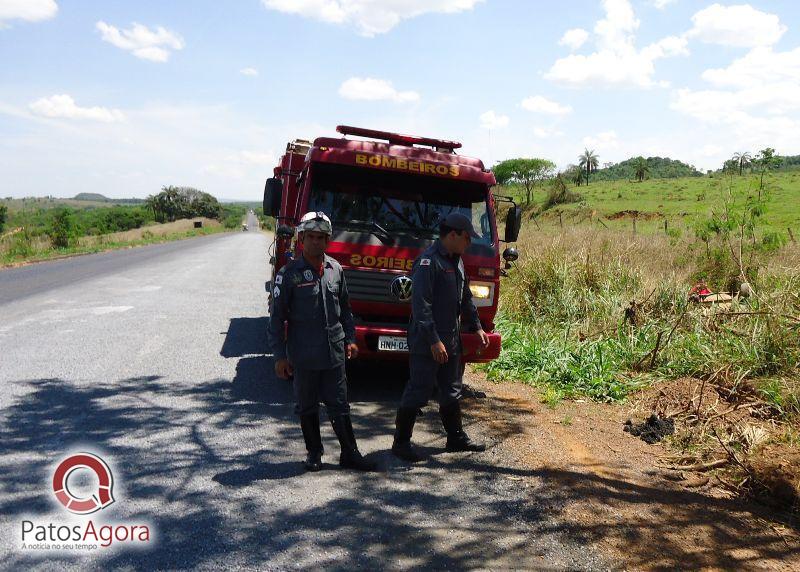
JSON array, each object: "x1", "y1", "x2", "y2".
[
  {"x1": 96, "y1": 21, "x2": 184, "y2": 62},
  {"x1": 671, "y1": 40, "x2": 800, "y2": 155},
  {"x1": 701, "y1": 46, "x2": 800, "y2": 89},
  {"x1": 533, "y1": 127, "x2": 564, "y2": 139},
  {"x1": 558, "y1": 28, "x2": 588, "y2": 50},
  {"x1": 202, "y1": 150, "x2": 278, "y2": 179},
  {"x1": 240, "y1": 67, "x2": 259, "y2": 77},
  {"x1": 672, "y1": 84, "x2": 800, "y2": 121},
  {"x1": 688, "y1": 4, "x2": 786, "y2": 48},
  {"x1": 698, "y1": 144, "x2": 723, "y2": 157},
  {"x1": 479, "y1": 110, "x2": 509, "y2": 130},
  {"x1": 642, "y1": 35, "x2": 689, "y2": 59},
  {"x1": 582, "y1": 130, "x2": 619, "y2": 149},
  {"x1": 261, "y1": 0, "x2": 482, "y2": 37},
  {"x1": 594, "y1": 0, "x2": 638, "y2": 52},
  {"x1": 0, "y1": 0, "x2": 57, "y2": 24},
  {"x1": 652, "y1": 0, "x2": 676, "y2": 9},
  {"x1": 521, "y1": 95, "x2": 572, "y2": 116},
  {"x1": 546, "y1": 0, "x2": 688, "y2": 88},
  {"x1": 28, "y1": 94, "x2": 125, "y2": 122},
  {"x1": 338, "y1": 77, "x2": 419, "y2": 103}
]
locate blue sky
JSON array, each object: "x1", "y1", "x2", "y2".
[{"x1": 1, "y1": 0, "x2": 799, "y2": 200}]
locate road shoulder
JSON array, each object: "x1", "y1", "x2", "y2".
[{"x1": 463, "y1": 369, "x2": 800, "y2": 571}]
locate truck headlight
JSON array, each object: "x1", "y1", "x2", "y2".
[
  {"x1": 470, "y1": 284, "x2": 491, "y2": 299},
  {"x1": 469, "y1": 282, "x2": 494, "y2": 307}
]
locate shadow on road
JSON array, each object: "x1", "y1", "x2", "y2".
[{"x1": 2, "y1": 314, "x2": 796, "y2": 569}]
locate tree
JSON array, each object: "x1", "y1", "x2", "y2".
[
  {"x1": 578, "y1": 149, "x2": 599, "y2": 185},
  {"x1": 0, "y1": 204, "x2": 7, "y2": 234},
  {"x1": 565, "y1": 164, "x2": 584, "y2": 187},
  {"x1": 47, "y1": 207, "x2": 75, "y2": 249},
  {"x1": 493, "y1": 158, "x2": 556, "y2": 205},
  {"x1": 731, "y1": 151, "x2": 751, "y2": 176},
  {"x1": 755, "y1": 147, "x2": 782, "y2": 198},
  {"x1": 633, "y1": 156, "x2": 650, "y2": 182},
  {"x1": 146, "y1": 186, "x2": 222, "y2": 222}
]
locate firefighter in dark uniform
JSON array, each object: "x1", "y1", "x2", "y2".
[
  {"x1": 392, "y1": 212, "x2": 490, "y2": 462},
  {"x1": 268, "y1": 211, "x2": 376, "y2": 472}
]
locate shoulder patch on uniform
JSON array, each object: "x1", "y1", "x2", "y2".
[
  {"x1": 420, "y1": 258, "x2": 431, "y2": 266},
  {"x1": 274, "y1": 274, "x2": 283, "y2": 285},
  {"x1": 273, "y1": 286, "x2": 281, "y2": 298},
  {"x1": 303, "y1": 269, "x2": 314, "y2": 281}
]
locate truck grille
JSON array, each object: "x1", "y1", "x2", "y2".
[{"x1": 344, "y1": 269, "x2": 407, "y2": 304}]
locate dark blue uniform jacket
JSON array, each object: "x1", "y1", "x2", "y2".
[
  {"x1": 407, "y1": 240, "x2": 482, "y2": 356},
  {"x1": 268, "y1": 254, "x2": 356, "y2": 370}
]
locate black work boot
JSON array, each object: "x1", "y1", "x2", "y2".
[
  {"x1": 330, "y1": 415, "x2": 377, "y2": 472},
  {"x1": 391, "y1": 407, "x2": 424, "y2": 462},
  {"x1": 440, "y1": 401, "x2": 486, "y2": 453},
  {"x1": 300, "y1": 414, "x2": 323, "y2": 471}
]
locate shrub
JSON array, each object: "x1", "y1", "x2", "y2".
[{"x1": 47, "y1": 208, "x2": 75, "y2": 249}]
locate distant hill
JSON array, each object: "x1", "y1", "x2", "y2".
[
  {"x1": 592, "y1": 157, "x2": 704, "y2": 181},
  {"x1": 73, "y1": 193, "x2": 146, "y2": 204}
]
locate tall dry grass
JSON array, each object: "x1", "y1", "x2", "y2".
[{"x1": 485, "y1": 225, "x2": 800, "y2": 407}]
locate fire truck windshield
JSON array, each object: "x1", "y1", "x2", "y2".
[{"x1": 307, "y1": 163, "x2": 494, "y2": 251}]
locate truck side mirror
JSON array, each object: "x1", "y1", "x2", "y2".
[
  {"x1": 504, "y1": 205, "x2": 521, "y2": 242},
  {"x1": 263, "y1": 178, "x2": 282, "y2": 217}
]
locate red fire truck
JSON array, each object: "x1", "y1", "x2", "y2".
[{"x1": 263, "y1": 125, "x2": 521, "y2": 363}]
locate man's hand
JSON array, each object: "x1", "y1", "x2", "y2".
[
  {"x1": 274, "y1": 358, "x2": 294, "y2": 379},
  {"x1": 346, "y1": 343, "x2": 359, "y2": 360},
  {"x1": 477, "y1": 329, "x2": 490, "y2": 349},
  {"x1": 431, "y1": 341, "x2": 449, "y2": 364}
]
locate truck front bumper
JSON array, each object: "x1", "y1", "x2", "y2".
[{"x1": 353, "y1": 326, "x2": 501, "y2": 363}]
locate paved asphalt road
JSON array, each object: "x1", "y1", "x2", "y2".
[{"x1": 0, "y1": 232, "x2": 605, "y2": 570}]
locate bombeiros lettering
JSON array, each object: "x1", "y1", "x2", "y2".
[
  {"x1": 350, "y1": 254, "x2": 414, "y2": 271},
  {"x1": 355, "y1": 153, "x2": 459, "y2": 177}
]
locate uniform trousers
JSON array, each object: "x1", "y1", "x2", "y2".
[
  {"x1": 292, "y1": 365, "x2": 350, "y2": 417},
  {"x1": 400, "y1": 353, "x2": 462, "y2": 409}
]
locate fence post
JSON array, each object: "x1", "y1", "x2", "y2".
[
  {"x1": 632, "y1": 214, "x2": 637, "y2": 235},
  {"x1": 559, "y1": 211, "x2": 563, "y2": 230},
  {"x1": 664, "y1": 219, "x2": 668, "y2": 234},
  {"x1": 789, "y1": 228, "x2": 796, "y2": 243}
]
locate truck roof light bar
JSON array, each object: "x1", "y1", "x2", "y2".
[{"x1": 336, "y1": 125, "x2": 462, "y2": 150}]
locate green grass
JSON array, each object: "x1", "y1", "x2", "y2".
[
  {"x1": 500, "y1": 170, "x2": 800, "y2": 236},
  {"x1": 0, "y1": 226, "x2": 231, "y2": 267}
]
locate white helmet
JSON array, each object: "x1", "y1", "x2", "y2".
[{"x1": 297, "y1": 211, "x2": 333, "y2": 235}]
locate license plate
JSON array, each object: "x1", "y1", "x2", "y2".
[{"x1": 378, "y1": 336, "x2": 408, "y2": 352}]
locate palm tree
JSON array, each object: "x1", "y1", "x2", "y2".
[
  {"x1": 633, "y1": 156, "x2": 650, "y2": 182},
  {"x1": 731, "y1": 151, "x2": 751, "y2": 176},
  {"x1": 578, "y1": 149, "x2": 599, "y2": 186}
]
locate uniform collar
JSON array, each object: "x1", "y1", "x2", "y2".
[
  {"x1": 299, "y1": 253, "x2": 333, "y2": 272},
  {"x1": 435, "y1": 239, "x2": 458, "y2": 261}
]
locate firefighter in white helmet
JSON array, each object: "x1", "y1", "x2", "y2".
[{"x1": 267, "y1": 211, "x2": 376, "y2": 472}]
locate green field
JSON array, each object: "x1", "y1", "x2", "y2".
[
  {"x1": 500, "y1": 170, "x2": 800, "y2": 236},
  {"x1": 0, "y1": 194, "x2": 265, "y2": 264}
]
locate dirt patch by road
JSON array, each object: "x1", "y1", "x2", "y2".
[{"x1": 463, "y1": 369, "x2": 800, "y2": 571}]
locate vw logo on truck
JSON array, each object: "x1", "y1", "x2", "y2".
[{"x1": 390, "y1": 276, "x2": 413, "y2": 302}]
